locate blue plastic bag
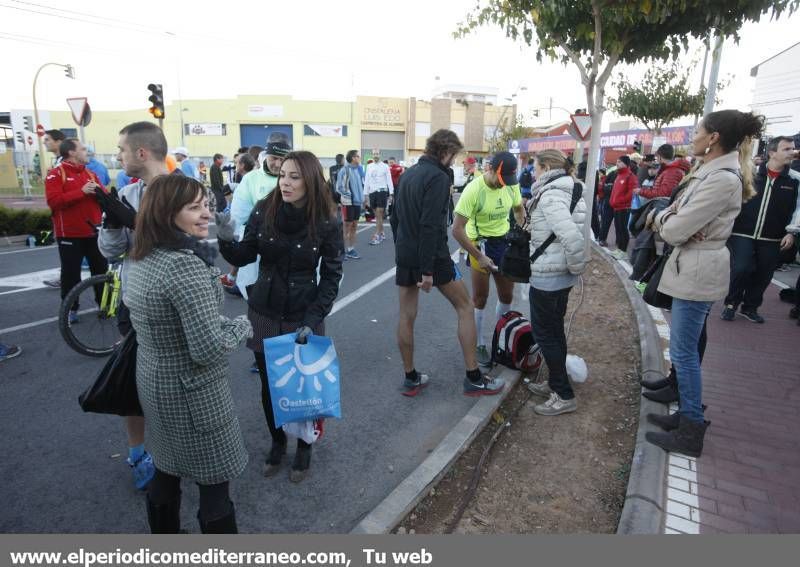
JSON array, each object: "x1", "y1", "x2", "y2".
[{"x1": 263, "y1": 333, "x2": 341, "y2": 428}]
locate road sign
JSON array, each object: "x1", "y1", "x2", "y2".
[
  {"x1": 36, "y1": 124, "x2": 45, "y2": 137},
  {"x1": 569, "y1": 113, "x2": 592, "y2": 141},
  {"x1": 66, "y1": 97, "x2": 89, "y2": 126}
]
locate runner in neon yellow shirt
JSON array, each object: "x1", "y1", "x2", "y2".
[{"x1": 452, "y1": 151, "x2": 525, "y2": 366}]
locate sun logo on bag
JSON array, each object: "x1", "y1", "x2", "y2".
[{"x1": 272, "y1": 341, "x2": 338, "y2": 394}]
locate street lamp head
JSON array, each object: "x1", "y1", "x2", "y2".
[{"x1": 64, "y1": 64, "x2": 75, "y2": 79}]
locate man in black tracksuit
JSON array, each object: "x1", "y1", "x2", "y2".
[
  {"x1": 722, "y1": 136, "x2": 800, "y2": 323},
  {"x1": 391, "y1": 129, "x2": 504, "y2": 397}
]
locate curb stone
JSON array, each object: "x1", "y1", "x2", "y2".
[
  {"x1": 592, "y1": 244, "x2": 670, "y2": 534},
  {"x1": 350, "y1": 366, "x2": 521, "y2": 534}
]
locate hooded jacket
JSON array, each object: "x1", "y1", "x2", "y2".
[
  {"x1": 639, "y1": 159, "x2": 691, "y2": 200},
  {"x1": 609, "y1": 166, "x2": 638, "y2": 211},
  {"x1": 45, "y1": 160, "x2": 104, "y2": 238}
]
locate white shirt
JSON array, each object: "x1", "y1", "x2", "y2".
[{"x1": 364, "y1": 161, "x2": 394, "y2": 196}]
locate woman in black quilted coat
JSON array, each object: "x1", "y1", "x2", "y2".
[{"x1": 217, "y1": 150, "x2": 344, "y2": 483}]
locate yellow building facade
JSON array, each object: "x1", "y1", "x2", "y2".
[{"x1": 40, "y1": 94, "x2": 514, "y2": 166}]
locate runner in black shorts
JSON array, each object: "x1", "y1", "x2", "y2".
[
  {"x1": 343, "y1": 205, "x2": 361, "y2": 223},
  {"x1": 390, "y1": 129, "x2": 504, "y2": 398}
]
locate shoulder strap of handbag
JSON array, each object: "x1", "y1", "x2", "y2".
[{"x1": 529, "y1": 181, "x2": 582, "y2": 264}]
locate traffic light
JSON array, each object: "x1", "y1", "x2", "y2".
[
  {"x1": 15, "y1": 131, "x2": 23, "y2": 144},
  {"x1": 147, "y1": 83, "x2": 165, "y2": 119},
  {"x1": 633, "y1": 139, "x2": 643, "y2": 153},
  {"x1": 23, "y1": 116, "x2": 33, "y2": 131},
  {"x1": 64, "y1": 64, "x2": 75, "y2": 79},
  {"x1": 533, "y1": 109, "x2": 539, "y2": 117}
]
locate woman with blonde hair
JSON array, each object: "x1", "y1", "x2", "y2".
[
  {"x1": 645, "y1": 109, "x2": 764, "y2": 457},
  {"x1": 524, "y1": 149, "x2": 587, "y2": 416}
]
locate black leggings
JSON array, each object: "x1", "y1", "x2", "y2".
[
  {"x1": 253, "y1": 351, "x2": 311, "y2": 450},
  {"x1": 147, "y1": 468, "x2": 231, "y2": 522}
]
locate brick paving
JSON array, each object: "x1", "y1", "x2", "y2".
[{"x1": 600, "y1": 234, "x2": 800, "y2": 534}]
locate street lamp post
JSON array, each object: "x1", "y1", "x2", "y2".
[{"x1": 32, "y1": 62, "x2": 74, "y2": 175}]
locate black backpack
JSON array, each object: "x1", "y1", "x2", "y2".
[{"x1": 519, "y1": 168, "x2": 534, "y2": 188}]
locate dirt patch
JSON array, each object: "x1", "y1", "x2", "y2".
[{"x1": 398, "y1": 251, "x2": 641, "y2": 534}]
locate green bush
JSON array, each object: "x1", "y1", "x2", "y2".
[{"x1": 0, "y1": 205, "x2": 52, "y2": 237}]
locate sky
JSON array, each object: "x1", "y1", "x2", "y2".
[{"x1": 1, "y1": 0, "x2": 799, "y2": 131}]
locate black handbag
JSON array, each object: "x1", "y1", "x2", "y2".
[
  {"x1": 640, "y1": 251, "x2": 673, "y2": 309},
  {"x1": 500, "y1": 225, "x2": 532, "y2": 283},
  {"x1": 78, "y1": 331, "x2": 143, "y2": 416}
]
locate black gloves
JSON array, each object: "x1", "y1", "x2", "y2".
[{"x1": 96, "y1": 187, "x2": 137, "y2": 230}]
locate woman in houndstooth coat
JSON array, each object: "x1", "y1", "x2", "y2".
[{"x1": 126, "y1": 175, "x2": 252, "y2": 534}]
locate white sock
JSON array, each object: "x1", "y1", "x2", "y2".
[
  {"x1": 474, "y1": 308, "x2": 485, "y2": 347},
  {"x1": 496, "y1": 302, "x2": 512, "y2": 320}
]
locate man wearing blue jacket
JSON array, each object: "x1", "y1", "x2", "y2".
[{"x1": 336, "y1": 149, "x2": 365, "y2": 260}]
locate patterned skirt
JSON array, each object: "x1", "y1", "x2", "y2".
[{"x1": 246, "y1": 308, "x2": 326, "y2": 352}]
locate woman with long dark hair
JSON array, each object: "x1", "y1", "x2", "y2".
[
  {"x1": 646, "y1": 110, "x2": 764, "y2": 457},
  {"x1": 126, "y1": 175, "x2": 252, "y2": 533},
  {"x1": 216, "y1": 151, "x2": 344, "y2": 482}
]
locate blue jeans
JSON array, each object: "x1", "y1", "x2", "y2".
[{"x1": 670, "y1": 298, "x2": 713, "y2": 423}]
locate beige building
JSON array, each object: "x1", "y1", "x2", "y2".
[{"x1": 11, "y1": 92, "x2": 515, "y2": 174}]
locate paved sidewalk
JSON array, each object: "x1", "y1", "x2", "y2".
[{"x1": 604, "y1": 232, "x2": 800, "y2": 534}]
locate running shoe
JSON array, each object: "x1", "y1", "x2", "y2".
[
  {"x1": 127, "y1": 452, "x2": 155, "y2": 490},
  {"x1": 775, "y1": 263, "x2": 791, "y2": 272},
  {"x1": 720, "y1": 305, "x2": 736, "y2": 321},
  {"x1": 0, "y1": 344, "x2": 22, "y2": 362},
  {"x1": 533, "y1": 392, "x2": 577, "y2": 416},
  {"x1": 43, "y1": 278, "x2": 61, "y2": 288},
  {"x1": 402, "y1": 372, "x2": 430, "y2": 397},
  {"x1": 738, "y1": 309, "x2": 765, "y2": 324},
  {"x1": 369, "y1": 235, "x2": 381, "y2": 246},
  {"x1": 378, "y1": 233, "x2": 387, "y2": 242},
  {"x1": 463, "y1": 375, "x2": 505, "y2": 397},
  {"x1": 346, "y1": 249, "x2": 361, "y2": 260}
]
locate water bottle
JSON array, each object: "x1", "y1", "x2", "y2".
[{"x1": 26, "y1": 235, "x2": 36, "y2": 248}]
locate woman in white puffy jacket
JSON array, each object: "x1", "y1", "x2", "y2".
[{"x1": 524, "y1": 149, "x2": 587, "y2": 416}]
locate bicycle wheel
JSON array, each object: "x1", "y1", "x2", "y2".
[{"x1": 58, "y1": 274, "x2": 122, "y2": 357}]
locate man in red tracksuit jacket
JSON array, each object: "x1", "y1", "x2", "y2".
[
  {"x1": 635, "y1": 144, "x2": 691, "y2": 201},
  {"x1": 45, "y1": 138, "x2": 108, "y2": 320},
  {"x1": 609, "y1": 155, "x2": 639, "y2": 254}
]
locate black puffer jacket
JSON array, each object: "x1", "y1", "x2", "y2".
[{"x1": 219, "y1": 202, "x2": 344, "y2": 327}]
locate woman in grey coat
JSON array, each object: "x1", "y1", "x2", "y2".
[{"x1": 126, "y1": 175, "x2": 252, "y2": 533}]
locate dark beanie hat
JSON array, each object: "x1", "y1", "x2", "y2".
[{"x1": 618, "y1": 155, "x2": 631, "y2": 167}]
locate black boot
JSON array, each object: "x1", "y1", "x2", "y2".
[
  {"x1": 642, "y1": 382, "x2": 679, "y2": 404},
  {"x1": 146, "y1": 494, "x2": 181, "y2": 534},
  {"x1": 263, "y1": 441, "x2": 287, "y2": 478},
  {"x1": 198, "y1": 502, "x2": 238, "y2": 534},
  {"x1": 640, "y1": 367, "x2": 676, "y2": 391},
  {"x1": 289, "y1": 442, "x2": 312, "y2": 483},
  {"x1": 647, "y1": 411, "x2": 680, "y2": 431},
  {"x1": 646, "y1": 417, "x2": 710, "y2": 458}
]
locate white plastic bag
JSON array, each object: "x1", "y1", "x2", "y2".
[
  {"x1": 282, "y1": 419, "x2": 325, "y2": 445},
  {"x1": 566, "y1": 354, "x2": 588, "y2": 383}
]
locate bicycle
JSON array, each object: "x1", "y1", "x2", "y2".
[{"x1": 58, "y1": 260, "x2": 124, "y2": 357}]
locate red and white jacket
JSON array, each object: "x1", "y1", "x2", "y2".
[{"x1": 45, "y1": 161, "x2": 104, "y2": 238}]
